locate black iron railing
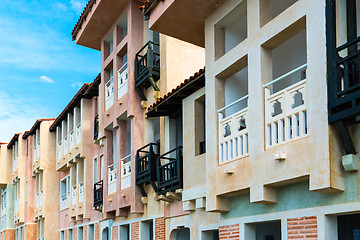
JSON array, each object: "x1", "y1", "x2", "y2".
[
  {"x1": 135, "y1": 41, "x2": 160, "y2": 100},
  {"x1": 157, "y1": 146, "x2": 183, "y2": 195},
  {"x1": 136, "y1": 143, "x2": 159, "y2": 187},
  {"x1": 94, "y1": 180, "x2": 103, "y2": 209},
  {"x1": 94, "y1": 114, "x2": 99, "y2": 141}
]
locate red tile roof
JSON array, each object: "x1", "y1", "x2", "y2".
[
  {"x1": 71, "y1": 0, "x2": 96, "y2": 40},
  {"x1": 49, "y1": 73, "x2": 100, "y2": 132},
  {"x1": 7, "y1": 133, "x2": 20, "y2": 149},
  {"x1": 147, "y1": 67, "x2": 205, "y2": 112},
  {"x1": 22, "y1": 119, "x2": 56, "y2": 139}
]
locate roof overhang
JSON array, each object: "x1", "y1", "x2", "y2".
[
  {"x1": 147, "y1": 0, "x2": 226, "y2": 47},
  {"x1": 23, "y1": 119, "x2": 56, "y2": 139},
  {"x1": 147, "y1": 68, "x2": 205, "y2": 118},
  {"x1": 7, "y1": 134, "x2": 20, "y2": 149},
  {"x1": 72, "y1": 0, "x2": 137, "y2": 50}
]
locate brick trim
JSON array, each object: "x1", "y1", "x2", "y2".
[
  {"x1": 155, "y1": 217, "x2": 165, "y2": 240},
  {"x1": 112, "y1": 226, "x2": 119, "y2": 240},
  {"x1": 287, "y1": 216, "x2": 317, "y2": 239},
  {"x1": 131, "y1": 222, "x2": 140, "y2": 240},
  {"x1": 219, "y1": 224, "x2": 240, "y2": 239}
]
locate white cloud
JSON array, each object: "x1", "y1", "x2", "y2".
[
  {"x1": 40, "y1": 75, "x2": 55, "y2": 84},
  {"x1": 70, "y1": 0, "x2": 87, "y2": 14},
  {"x1": 0, "y1": 90, "x2": 53, "y2": 142},
  {"x1": 71, "y1": 82, "x2": 84, "y2": 90}
]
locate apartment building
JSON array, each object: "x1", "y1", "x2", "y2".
[
  {"x1": 49, "y1": 75, "x2": 102, "y2": 240},
  {"x1": 71, "y1": 0, "x2": 204, "y2": 239},
  {"x1": 0, "y1": 143, "x2": 15, "y2": 240},
  {"x1": 22, "y1": 118, "x2": 58, "y2": 240},
  {"x1": 139, "y1": 0, "x2": 360, "y2": 239}
]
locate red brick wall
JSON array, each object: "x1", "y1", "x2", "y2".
[
  {"x1": 219, "y1": 224, "x2": 240, "y2": 239},
  {"x1": 287, "y1": 216, "x2": 317, "y2": 239},
  {"x1": 131, "y1": 222, "x2": 139, "y2": 240},
  {"x1": 84, "y1": 226, "x2": 88, "y2": 240},
  {"x1": 73, "y1": 228, "x2": 78, "y2": 240},
  {"x1": 155, "y1": 217, "x2": 165, "y2": 240},
  {"x1": 112, "y1": 226, "x2": 119, "y2": 240},
  {"x1": 65, "y1": 229, "x2": 68, "y2": 240},
  {"x1": 4, "y1": 229, "x2": 16, "y2": 240},
  {"x1": 95, "y1": 223, "x2": 100, "y2": 240}
]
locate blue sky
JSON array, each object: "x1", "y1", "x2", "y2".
[{"x1": 0, "y1": 0, "x2": 100, "y2": 142}]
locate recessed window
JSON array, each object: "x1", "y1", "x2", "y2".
[
  {"x1": 119, "y1": 224, "x2": 130, "y2": 240},
  {"x1": 104, "y1": 31, "x2": 114, "y2": 60},
  {"x1": 338, "y1": 214, "x2": 360, "y2": 240},
  {"x1": 141, "y1": 220, "x2": 153, "y2": 240},
  {"x1": 260, "y1": 0, "x2": 299, "y2": 27},
  {"x1": 116, "y1": 12, "x2": 128, "y2": 45},
  {"x1": 246, "y1": 221, "x2": 281, "y2": 240},
  {"x1": 202, "y1": 229, "x2": 219, "y2": 240},
  {"x1": 215, "y1": 0, "x2": 247, "y2": 59},
  {"x1": 195, "y1": 95, "x2": 206, "y2": 156}
]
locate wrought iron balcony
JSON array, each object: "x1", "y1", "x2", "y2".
[
  {"x1": 94, "y1": 180, "x2": 103, "y2": 210},
  {"x1": 135, "y1": 41, "x2": 160, "y2": 100},
  {"x1": 157, "y1": 146, "x2": 183, "y2": 196},
  {"x1": 94, "y1": 115, "x2": 99, "y2": 141},
  {"x1": 136, "y1": 143, "x2": 159, "y2": 192}
]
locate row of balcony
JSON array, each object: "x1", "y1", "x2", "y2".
[
  {"x1": 57, "y1": 122, "x2": 82, "y2": 161},
  {"x1": 59, "y1": 182, "x2": 84, "y2": 210},
  {"x1": 105, "y1": 62, "x2": 129, "y2": 110}
]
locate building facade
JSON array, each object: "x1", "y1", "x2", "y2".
[{"x1": 1, "y1": 0, "x2": 360, "y2": 239}]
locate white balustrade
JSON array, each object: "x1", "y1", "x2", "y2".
[
  {"x1": 72, "y1": 185, "x2": 77, "y2": 205},
  {"x1": 39, "y1": 191, "x2": 43, "y2": 207},
  {"x1": 105, "y1": 77, "x2": 114, "y2": 110},
  {"x1": 60, "y1": 193, "x2": 69, "y2": 210},
  {"x1": 76, "y1": 123, "x2": 81, "y2": 144},
  {"x1": 121, "y1": 155, "x2": 131, "y2": 189},
  {"x1": 118, "y1": 63, "x2": 128, "y2": 99},
  {"x1": 78, "y1": 182, "x2": 84, "y2": 203},
  {"x1": 218, "y1": 108, "x2": 249, "y2": 163},
  {"x1": 108, "y1": 162, "x2": 117, "y2": 194},
  {"x1": 70, "y1": 130, "x2": 75, "y2": 149},
  {"x1": 264, "y1": 68, "x2": 308, "y2": 148},
  {"x1": 57, "y1": 141, "x2": 62, "y2": 160},
  {"x1": 64, "y1": 136, "x2": 68, "y2": 154}
]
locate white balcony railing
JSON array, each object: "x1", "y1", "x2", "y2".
[
  {"x1": 57, "y1": 141, "x2": 62, "y2": 160},
  {"x1": 121, "y1": 154, "x2": 131, "y2": 189},
  {"x1": 78, "y1": 182, "x2": 84, "y2": 203},
  {"x1": 0, "y1": 203, "x2": 5, "y2": 217},
  {"x1": 64, "y1": 136, "x2": 68, "y2": 154},
  {"x1": 60, "y1": 193, "x2": 69, "y2": 210},
  {"x1": 36, "y1": 142, "x2": 40, "y2": 159},
  {"x1": 39, "y1": 191, "x2": 43, "y2": 207},
  {"x1": 264, "y1": 64, "x2": 308, "y2": 148},
  {"x1": 105, "y1": 77, "x2": 114, "y2": 110},
  {"x1": 70, "y1": 130, "x2": 75, "y2": 149},
  {"x1": 218, "y1": 96, "x2": 249, "y2": 163},
  {"x1": 72, "y1": 185, "x2": 77, "y2": 205},
  {"x1": 76, "y1": 123, "x2": 81, "y2": 144},
  {"x1": 0, "y1": 215, "x2": 6, "y2": 231},
  {"x1": 108, "y1": 162, "x2": 117, "y2": 194},
  {"x1": 118, "y1": 63, "x2": 128, "y2": 99}
]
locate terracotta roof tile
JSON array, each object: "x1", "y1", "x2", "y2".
[
  {"x1": 148, "y1": 68, "x2": 205, "y2": 111},
  {"x1": 22, "y1": 118, "x2": 56, "y2": 139},
  {"x1": 7, "y1": 133, "x2": 21, "y2": 149},
  {"x1": 71, "y1": 0, "x2": 96, "y2": 40}
]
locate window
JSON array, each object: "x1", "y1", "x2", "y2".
[
  {"x1": 78, "y1": 227, "x2": 84, "y2": 240},
  {"x1": 93, "y1": 157, "x2": 98, "y2": 185},
  {"x1": 69, "y1": 229, "x2": 73, "y2": 240},
  {"x1": 246, "y1": 221, "x2": 281, "y2": 240},
  {"x1": 60, "y1": 231, "x2": 65, "y2": 240},
  {"x1": 88, "y1": 225, "x2": 95, "y2": 240},
  {"x1": 195, "y1": 95, "x2": 206, "y2": 156},
  {"x1": 116, "y1": 12, "x2": 128, "y2": 45},
  {"x1": 338, "y1": 214, "x2": 360, "y2": 240},
  {"x1": 104, "y1": 31, "x2": 114, "y2": 60},
  {"x1": 141, "y1": 220, "x2": 153, "y2": 240},
  {"x1": 60, "y1": 176, "x2": 70, "y2": 209},
  {"x1": 215, "y1": 0, "x2": 247, "y2": 59},
  {"x1": 119, "y1": 224, "x2": 130, "y2": 240},
  {"x1": 202, "y1": 230, "x2": 219, "y2": 240}
]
